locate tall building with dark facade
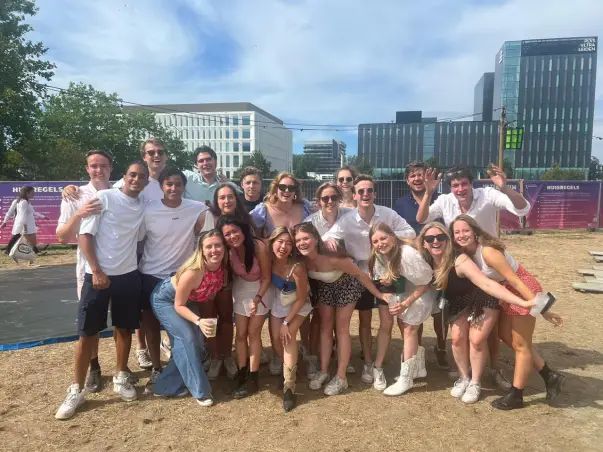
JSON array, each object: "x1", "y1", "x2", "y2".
[
  {"x1": 474, "y1": 72, "x2": 494, "y2": 122},
  {"x1": 493, "y1": 37, "x2": 597, "y2": 178},
  {"x1": 303, "y1": 140, "x2": 346, "y2": 174}
]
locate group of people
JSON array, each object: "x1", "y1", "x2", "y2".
[{"x1": 51, "y1": 138, "x2": 566, "y2": 420}]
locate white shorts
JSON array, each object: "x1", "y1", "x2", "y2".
[
  {"x1": 270, "y1": 285, "x2": 312, "y2": 319},
  {"x1": 232, "y1": 277, "x2": 272, "y2": 317}
]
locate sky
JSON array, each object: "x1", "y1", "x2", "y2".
[{"x1": 29, "y1": 0, "x2": 603, "y2": 160}]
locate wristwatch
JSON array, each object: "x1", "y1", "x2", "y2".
[
  {"x1": 283, "y1": 320, "x2": 289, "y2": 326},
  {"x1": 194, "y1": 317, "x2": 201, "y2": 326}
]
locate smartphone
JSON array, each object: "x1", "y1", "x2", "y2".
[{"x1": 541, "y1": 292, "x2": 557, "y2": 314}]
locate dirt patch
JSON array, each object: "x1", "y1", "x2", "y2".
[
  {"x1": 1, "y1": 231, "x2": 603, "y2": 452},
  {"x1": 0, "y1": 246, "x2": 76, "y2": 270}
]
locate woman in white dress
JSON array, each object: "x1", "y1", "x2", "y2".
[{"x1": 1, "y1": 186, "x2": 47, "y2": 255}]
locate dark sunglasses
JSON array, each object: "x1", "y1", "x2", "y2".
[
  {"x1": 146, "y1": 150, "x2": 165, "y2": 157},
  {"x1": 338, "y1": 177, "x2": 353, "y2": 183},
  {"x1": 357, "y1": 188, "x2": 374, "y2": 196},
  {"x1": 320, "y1": 195, "x2": 339, "y2": 203},
  {"x1": 278, "y1": 184, "x2": 297, "y2": 192},
  {"x1": 424, "y1": 233, "x2": 448, "y2": 244},
  {"x1": 197, "y1": 157, "x2": 213, "y2": 164}
]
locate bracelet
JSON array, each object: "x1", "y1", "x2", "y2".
[{"x1": 255, "y1": 293, "x2": 263, "y2": 299}]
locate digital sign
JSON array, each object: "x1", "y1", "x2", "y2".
[{"x1": 521, "y1": 37, "x2": 597, "y2": 56}]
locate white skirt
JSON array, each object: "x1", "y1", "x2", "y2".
[
  {"x1": 397, "y1": 287, "x2": 438, "y2": 326},
  {"x1": 232, "y1": 277, "x2": 272, "y2": 317},
  {"x1": 270, "y1": 285, "x2": 312, "y2": 319}
]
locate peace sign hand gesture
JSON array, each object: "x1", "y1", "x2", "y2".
[
  {"x1": 424, "y1": 168, "x2": 442, "y2": 195},
  {"x1": 487, "y1": 164, "x2": 508, "y2": 190}
]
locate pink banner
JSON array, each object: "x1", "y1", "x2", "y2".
[{"x1": 473, "y1": 180, "x2": 523, "y2": 231}]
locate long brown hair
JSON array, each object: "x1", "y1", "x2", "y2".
[
  {"x1": 368, "y1": 222, "x2": 416, "y2": 282},
  {"x1": 418, "y1": 222, "x2": 455, "y2": 290},
  {"x1": 264, "y1": 172, "x2": 304, "y2": 206},
  {"x1": 449, "y1": 214, "x2": 506, "y2": 253},
  {"x1": 292, "y1": 222, "x2": 348, "y2": 258},
  {"x1": 175, "y1": 229, "x2": 229, "y2": 288}
]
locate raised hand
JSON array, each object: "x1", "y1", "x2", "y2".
[
  {"x1": 487, "y1": 164, "x2": 508, "y2": 190},
  {"x1": 424, "y1": 168, "x2": 442, "y2": 194}
]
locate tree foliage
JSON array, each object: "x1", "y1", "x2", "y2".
[
  {"x1": 588, "y1": 156, "x2": 603, "y2": 181},
  {"x1": 0, "y1": 0, "x2": 55, "y2": 170},
  {"x1": 541, "y1": 163, "x2": 585, "y2": 181},
  {"x1": 232, "y1": 149, "x2": 278, "y2": 180},
  {"x1": 345, "y1": 155, "x2": 374, "y2": 176},
  {"x1": 292, "y1": 154, "x2": 319, "y2": 179}
]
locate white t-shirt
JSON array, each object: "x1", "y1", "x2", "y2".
[
  {"x1": 139, "y1": 199, "x2": 208, "y2": 278},
  {"x1": 113, "y1": 177, "x2": 163, "y2": 204},
  {"x1": 79, "y1": 189, "x2": 145, "y2": 276},
  {"x1": 56, "y1": 182, "x2": 103, "y2": 295}
]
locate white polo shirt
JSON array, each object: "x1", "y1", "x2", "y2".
[{"x1": 79, "y1": 189, "x2": 145, "y2": 276}]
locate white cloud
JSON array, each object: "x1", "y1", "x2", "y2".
[{"x1": 29, "y1": 0, "x2": 603, "y2": 157}]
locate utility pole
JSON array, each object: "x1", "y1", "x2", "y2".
[{"x1": 497, "y1": 106, "x2": 508, "y2": 236}]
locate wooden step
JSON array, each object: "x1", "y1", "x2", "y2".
[
  {"x1": 577, "y1": 269, "x2": 603, "y2": 277},
  {"x1": 572, "y1": 282, "x2": 603, "y2": 293},
  {"x1": 589, "y1": 251, "x2": 603, "y2": 256}
]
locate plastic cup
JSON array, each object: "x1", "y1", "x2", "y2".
[
  {"x1": 529, "y1": 292, "x2": 554, "y2": 317},
  {"x1": 205, "y1": 318, "x2": 218, "y2": 337}
]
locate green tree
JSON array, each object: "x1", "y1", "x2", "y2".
[
  {"x1": 8, "y1": 83, "x2": 188, "y2": 180},
  {"x1": 345, "y1": 155, "x2": 374, "y2": 176},
  {"x1": 232, "y1": 149, "x2": 278, "y2": 180},
  {"x1": 292, "y1": 154, "x2": 319, "y2": 179},
  {"x1": 588, "y1": 156, "x2": 603, "y2": 181},
  {"x1": 0, "y1": 0, "x2": 55, "y2": 176},
  {"x1": 541, "y1": 163, "x2": 585, "y2": 181}
]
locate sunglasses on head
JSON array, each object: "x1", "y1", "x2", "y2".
[
  {"x1": 424, "y1": 233, "x2": 448, "y2": 243},
  {"x1": 278, "y1": 184, "x2": 297, "y2": 192},
  {"x1": 338, "y1": 176, "x2": 353, "y2": 183},
  {"x1": 320, "y1": 195, "x2": 339, "y2": 203},
  {"x1": 357, "y1": 188, "x2": 374, "y2": 196},
  {"x1": 146, "y1": 150, "x2": 165, "y2": 157},
  {"x1": 197, "y1": 157, "x2": 213, "y2": 164}
]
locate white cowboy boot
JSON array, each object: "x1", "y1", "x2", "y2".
[
  {"x1": 383, "y1": 356, "x2": 416, "y2": 396},
  {"x1": 414, "y1": 345, "x2": 427, "y2": 379}
]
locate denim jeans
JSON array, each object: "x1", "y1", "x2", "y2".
[{"x1": 151, "y1": 277, "x2": 212, "y2": 399}]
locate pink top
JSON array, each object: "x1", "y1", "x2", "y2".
[
  {"x1": 188, "y1": 266, "x2": 225, "y2": 303},
  {"x1": 229, "y1": 248, "x2": 261, "y2": 282}
]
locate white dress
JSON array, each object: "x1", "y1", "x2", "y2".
[{"x1": 12, "y1": 200, "x2": 39, "y2": 235}]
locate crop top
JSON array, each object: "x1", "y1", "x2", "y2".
[
  {"x1": 230, "y1": 248, "x2": 261, "y2": 282},
  {"x1": 188, "y1": 266, "x2": 225, "y2": 302}
]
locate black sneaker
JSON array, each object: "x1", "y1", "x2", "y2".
[
  {"x1": 283, "y1": 389, "x2": 296, "y2": 412},
  {"x1": 491, "y1": 391, "x2": 524, "y2": 410},
  {"x1": 85, "y1": 368, "x2": 102, "y2": 393},
  {"x1": 545, "y1": 371, "x2": 567, "y2": 402}
]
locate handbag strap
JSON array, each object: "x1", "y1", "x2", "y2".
[{"x1": 282, "y1": 263, "x2": 298, "y2": 291}]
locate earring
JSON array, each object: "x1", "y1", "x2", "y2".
[{"x1": 293, "y1": 194, "x2": 297, "y2": 200}]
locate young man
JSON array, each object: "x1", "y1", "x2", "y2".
[
  {"x1": 239, "y1": 166, "x2": 264, "y2": 212},
  {"x1": 416, "y1": 163, "x2": 530, "y2": 390},
  {"x1": 323, "y1": 175, "x2": 415, "y2": 387},
  {"x1": 138, "y1": 166, "x2": 210, "y2": 393},
  {"x1": 55, "y1": 162, "x2": 148, "y2": 420},
  {"x1": 55, "y1": 150, "x2": 112, "y2": 393},
  {"x1": 183, "y1": 146, "x2": 228, "y2": 203}
]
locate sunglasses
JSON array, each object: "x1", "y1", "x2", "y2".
[
  {"x1": 278, "y1": 184, "x2": 297, "y2": 192},
  {"x1": 146, "y1": 150, "x2": 165, "y2": 157},
  {"x1": 197, "y1": 157, "x2": 214, "y2": 164},
  {"x1": 338, "y1": 177, "x2": 353, "y2": 183},
  {"x1": 320, "y1": 195, "x2": 339, "y2": 203},
  {"x1": 357, "y1": 188, "x2": 374, "y2": 196},
  {"x1": 424, "y1": 233, "x2": 448, "y2": 244}
]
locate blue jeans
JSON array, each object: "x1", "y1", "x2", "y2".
[{"x1": 151, "y1": 277, "x2": 212, "y2": 399}]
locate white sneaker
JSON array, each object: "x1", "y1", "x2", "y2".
[
  {"x1": 491, "y1": 368, "x2": 512, "y2": 391},
  {"x1": 361, "y1": 362, "x2": 374, "y2": 384},
  {"x1": 144, "y1": 368, "x2": 161, "y2": 395},
  {"x1": 113, "y1": 371, "x2": 138, "y2": 401},
  {"x1": 324, "y1": 375, "x2": 348, "y2": 396},
  {"x1": 309, "y1": 371, "x2": 329, "y2": 390},
  {"x1": 260, "y1": 349, "x2": 269, "y2": 365},
  {"x1": 136, "y1": 348, "x2": 153, "y2": 370},
  {"x1": 306, "y1": 355, "x2": 319, "y2": 380},
  {"x1": 462, "y1": 382, "x2": 481, "y2": 404},
  {"x1": 450, "y1": 376, "x2": 471, "y2": 398},
  {"x1": 160, "y1": 339, "x2": 172, "y2": 360},
  {"x1": 346, "y1": 362, "x2": 356, "y2": 374},
  {"x1": 373, "y1": 367, "x2": 387, "y2": 391},
  {"x1": 224, "y1": 357, "x2": 238, "y2": 379},
  {"x1": 196, "y1": 395, "x2": 214, "y2": 407},
  {"x1": 55, "y1": 384, "x2": 85, "y2": 420},
  {"x1": 384, "y1": 357, "x2": 416, "y2": 397},
  {"x1": 207, "y1": 359, "x2": 223, "y2": 380},
  {"x1": 269, "y1": 355, "x2": 282, "y2": 376}
]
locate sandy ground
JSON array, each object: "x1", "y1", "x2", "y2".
[{"x1": 1, "y1": 231, "x2": 602, "y2": 452}]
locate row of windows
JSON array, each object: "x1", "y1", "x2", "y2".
[
  {"x1": 164, "y1": 127, "x2": 252, "y2": 140},
  {"x1": 159, "y1": 114, "x2": 252, "y2": 128},
  {"x1": 219, "y1": 154, "x2": 252, "y2": 169},
  {"x1": 181, "y1": 140, "x2": 252, "y2": 153},
  {"x1": 526, "y1": 122, "x2": 591, "y2": 133}
]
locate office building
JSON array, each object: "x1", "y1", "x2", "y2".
[
  {"x1": 474, "y1": 72, "x2": 495, "y2": 122},
  {"x1": 303, "y1": 140, "x2": 346, "y2": 177},
  {"x1": 127, "y1": 102, "x2": 293, "y2": 178},
  {"x1": 492, "y1": 37, "x2": 597, "y2": 178}
]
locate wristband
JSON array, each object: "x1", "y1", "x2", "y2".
[
  {"x1": 283, "y1": 320, "x2": 289, "y2": 326},
  {"x1": 194, "y1": 317, "x2": 201, "y2": 326}
]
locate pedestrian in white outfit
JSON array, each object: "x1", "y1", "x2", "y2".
[{"x1": 1, "y1": 186, "x2": 48, "y2": 255}]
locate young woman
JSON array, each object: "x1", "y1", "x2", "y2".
[
  {"x1": 1, "y1": 186, "x2": 48, "y2": 256},
  {"x1": 293, "y1": 223, "x2": 388, "y2": 395},
  {"x1": 418, "y1": 222, "x2": 536, "y2": 405},
  {"x1": 217, "y1": 215, "x2": 272, "y2": 399},
  {"x1": 150, "y1": 230, "x2": 229, "y2": 407},
  {"x1": 302, "y1": 182, "x2": 354, "y2": 377},
  {"x1": 368, "y1": 223, "x2": 434, "y2": 396},
  {"x1": 450, "y1": 214, "x2": 566, "y2": 409},
  {"x1": 269, "y1": 227, "x2": 313, "y2": 411},
  {"x1": 335, "y1": 166, "x2": 357, "y2": 208}
]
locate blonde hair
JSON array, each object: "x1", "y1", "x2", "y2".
[
  {"x1": 418, "y1": 222, "x2": 454, "y2": 290},
  {"x1": 292, "y1": 222, "x2": 348, "y2": 258},
  {"x1": 265, "y1": 172, "x2": 304, "y2": 206},
  {"x1": 174, "y1": 230, "x2": 229, "y2": 288},
  {"x1": 140, "y1": 137, "x2": 165, "y2": 158},
  {"x1": 368, "y1": 222, "x2": 416, "y2": 282},
  {"x1": 449, "y1": 214, "x2": 506, "y2": 253}
]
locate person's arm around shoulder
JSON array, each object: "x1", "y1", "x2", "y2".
[{"x1": 57, "y1": 198, "x2": 103, "y2": 244}]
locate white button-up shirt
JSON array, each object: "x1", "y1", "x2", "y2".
[
  {"x1": 424, "y1": 187, "x2": 530, "y2": 236},
  {"x1": 322, "y1": 205, "x2": 416, "y2": 273},
  {"x1": 303, "y1": 207, "x2": 353, "y2": 236}
]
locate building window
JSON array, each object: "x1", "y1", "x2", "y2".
[
  {"x1": 234, "y1": 142, "x2": 239, "y2": 152},
  {"x1": 242, "y1": 115, "x2": 251, "y2": 126},
  {"x1": 225, "y1": 142, "x2": 230, "y2": 152},
  {"x1": 242, "y1": 142, "x2": 250, "y2": 153},
  {"x1": 233, "y1": 155, "x2": 239, "y2": 167},
  {"x1": 233, "y1": 116, "x2": 239, "y2": 126},
  {"x1": 233, "y1": 130, "x2": 239, "y2": 139},
  {"x1": 242, "y1": 128, "x2": 250, "y2": 139},
  {"x1": 225, "y1": 129, "x2": 230, "y2": 139},
  {"x1": 225, "y1": 155, "x2": 230, "y2": 167}
]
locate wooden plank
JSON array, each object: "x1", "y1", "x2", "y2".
[
  {"x1": 584, "y1": 276, "x2": 597, "y2": 282},
  {"x1": 577, "y1": 269, "x2": 603, "y2": 277},
  {"x1": 589, "y1": 251, "x2": 603, "y2": 256},
  {"x1": 573, "y1": 282, "x2": 603, "y2": 293},
  {"x1": 593, "y1": 265, "x2": 603, "y2": 271},
  {"x1": 596, "y1": 257, "x2": 603, "y2": 263}
]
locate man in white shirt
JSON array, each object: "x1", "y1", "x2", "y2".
[
  {"x1": 137, "y1": 166, "x2": 210, "y2": 393},
  {"x1": 55, "y1": 150, "x2": 111, "y2": 393},
  {"x1": 55, "y1": 161, "x2": 148, "y2": 420},
  {"x1": 416, "y1": 163, "x2": 529, "y2": 391},
  {"x1": 323, "y1": 175, "x2": 415, "y2": 387}
]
